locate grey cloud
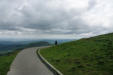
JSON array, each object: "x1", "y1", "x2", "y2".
[
  {"x1": 0, "y1": 0, "x2": 112, "y2": 39},
  {"x1": 88, "y1": 0, "x2": 97, "y2": 10}
]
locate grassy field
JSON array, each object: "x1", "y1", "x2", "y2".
[
  {"x1": 0, "y1": 51, "x2": 19, "y2": 75},
  {"x1": 40, "y1": 33, "x2": 113, "y2": 75}
]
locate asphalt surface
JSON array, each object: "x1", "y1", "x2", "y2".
[{"x1": 7, "y1": 47, "x2": 54, "y2": 75}]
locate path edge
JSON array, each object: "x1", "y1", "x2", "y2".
[{"x1": 37, "y1": 49, "x2": 63, "y2": 75}]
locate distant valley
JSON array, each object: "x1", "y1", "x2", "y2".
[{"x1": 0, "y1": 39, "x2": 74, "y2": 54}]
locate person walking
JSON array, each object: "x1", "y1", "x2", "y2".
[{"x1": 55, "y1": 40, "x2": 58, "y2": 45}]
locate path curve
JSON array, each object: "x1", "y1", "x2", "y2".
[{"x1": 7, "y1": 47, "x2": 54, "y2": 75}]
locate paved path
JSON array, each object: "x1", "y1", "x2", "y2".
[{"x1": 7, "y1": 47, "x2": 54, "y2": 75}]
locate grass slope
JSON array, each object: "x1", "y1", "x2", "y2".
[
  {"x1": 40, "y1": 33, "x2": 113, "y2": 75},
  {"x1": 0, "y1": 51, "x2": 19, "y2": 75}
]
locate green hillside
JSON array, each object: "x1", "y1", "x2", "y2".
[
  {"x1": 0, "y1": 51, "x2": 19, "y2": 75},
  {"x1": 40, "y1": 33, "x2": 113, "y2": 75}
]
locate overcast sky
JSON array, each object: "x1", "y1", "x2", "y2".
[{"x1": 0, "y1": 0, "x2": 113, "y2": 39}]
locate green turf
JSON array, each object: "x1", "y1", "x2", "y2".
[
  {"x1": 0, "y1": 51, "x2": 19, "y2": 75},
  {"x1": 40, "y1": 33, "x2": 113, "y2": 75}
]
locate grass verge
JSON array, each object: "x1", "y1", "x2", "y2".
[
  {"x1": 0, "y1": 51, "x2": 19, "y2": 75},
  {"x1": 40, "y1": 33, "x2": 113, "y2": 75}
]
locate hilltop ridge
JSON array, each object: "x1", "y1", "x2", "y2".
[{"x1": 40, "y1": 33, "x2": 113, "y2": 75}]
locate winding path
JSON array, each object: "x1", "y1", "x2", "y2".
[{"x1": 7, "y1": 47, "x2": 54, "y2": 75}]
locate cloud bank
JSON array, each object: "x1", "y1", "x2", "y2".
[{"x1": 0, "y1": 0, "x2": 113, "y2": 39}]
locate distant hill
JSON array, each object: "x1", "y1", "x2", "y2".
[
  {"x1": 40, "y1": 33, "x2": 113, "y2": 75},
  {"x1": 0, "y1": 39, "x2": 74, "y2": 53},
  {"x1": 24, "y1": 41, "x2": 50, "y2": 48},
  {"x1": 0, "y1": 44, "x2": 24, "y2": 52},
  {"x1": 0, "y1": 41, "x2": 50, "y2": 54}
]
